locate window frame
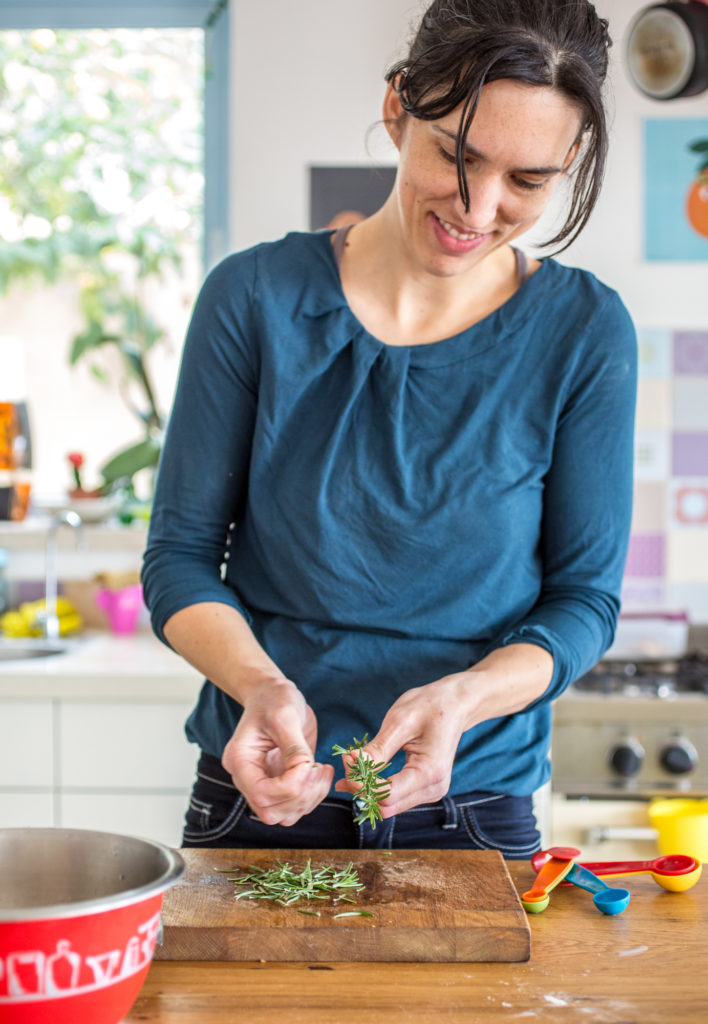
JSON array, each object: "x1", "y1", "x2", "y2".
[{"x1": 0, "y1": 0, "x2": 231, "y2": 269}]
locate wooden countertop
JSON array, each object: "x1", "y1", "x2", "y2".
[{"x1": 126, "y1": 860, "x2": 708, "y2": 1023}]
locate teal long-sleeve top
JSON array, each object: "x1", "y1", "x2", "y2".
[{"x1": 142, "y1": 230, "x2": 637, "y2": 797}]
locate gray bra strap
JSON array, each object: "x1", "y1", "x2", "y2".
[{"x1": 513, "y1": 246, "x2": 530, "y2": 287}]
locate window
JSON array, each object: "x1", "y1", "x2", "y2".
[
  {"x1": 0, "y1": 0, "x2": 231, "y2": 498},
  {"x1": 0, "y1": 0, "x2": 230, "y2": 270}
]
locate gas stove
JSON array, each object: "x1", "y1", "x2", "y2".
[
  {"x1": 572, "y1": 653, "x2": 708, "y2": 699},
  {"x1": 552, "y1": 653, "x2": 708, "y2": 798}
]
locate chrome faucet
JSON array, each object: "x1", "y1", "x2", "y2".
[{"x1": 43, "y1": 509, "x2": 83, "y2": 640}]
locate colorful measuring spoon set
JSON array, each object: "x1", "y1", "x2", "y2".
[{"x1": 521, "y1": 846, "x2": 702, "y2": 915}]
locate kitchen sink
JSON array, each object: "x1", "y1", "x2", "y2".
[{"x1": 0, "y1": 639, "x2": 70, "y2": 661}]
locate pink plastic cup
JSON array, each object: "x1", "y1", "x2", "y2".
[{"x1": 95, "y1": 584, "x2": 143, "y2": 635}]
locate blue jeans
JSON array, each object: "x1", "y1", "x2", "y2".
[{"x1": 182, "y1": 752, "x2": 541, "y2": 859}]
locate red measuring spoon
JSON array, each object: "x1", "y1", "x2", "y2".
[{"x1": 531, "y1": 849, "x2": 701, "y2": 892}]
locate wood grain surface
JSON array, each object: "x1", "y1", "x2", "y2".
[
  {"x1": 156, "y1": 848, "x2": 530, "y2": 963},
  {"x1": 126, "y1": 861, "x2": 708, "y2": 1024}
]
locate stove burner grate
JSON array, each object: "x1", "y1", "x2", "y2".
[{"x1": 573, "y1": 652, "x2": 708, "y2": 697}]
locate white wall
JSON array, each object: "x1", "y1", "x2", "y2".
[
  {"x1": 229, "y1": 0, "x2": 423, "y2": 249},
  {"x1": 228, "y1": 0, "x2": 706, "y2": 330},
  {"x1": 561, "y1": 0, "x2": 708, "y2": 330}
]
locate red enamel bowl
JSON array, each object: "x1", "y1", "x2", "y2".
[{"x1": 0, "y1": 828, "x2": 184, "y2": 1024}]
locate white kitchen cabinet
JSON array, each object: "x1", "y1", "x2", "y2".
[
  {"x1": 59, "y1": 792, "x2": 193, "y2": 848},
  {"x1": 0, "y1": 700, "x2": 54, "y2": 787},
  {"x1": 0, "y1": 792, "x2": 54, "y2": 827},
  {"x1": 550, "y1": 794, "x2": 658, "y2": 861},
  {"x1": 59, "y1": 700, "x2": 198, "y2": 789},
  {"x1": 0, "y1": 695, "x2": 199, "y2": 845},
  {"x1": 0, "y1": 633, "x2": 203, "y2": 846}
]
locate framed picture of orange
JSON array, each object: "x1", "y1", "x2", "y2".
[{"x1": 645, "y1": 118, "x2": 708, "y2": 260}]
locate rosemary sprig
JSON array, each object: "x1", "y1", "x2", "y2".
[
  {"x1": 222, "y1": 859, "x2": 365, "y2": 906},
  {"x1": 332, "y1": 733, "x2": 391, "y2": 829}
]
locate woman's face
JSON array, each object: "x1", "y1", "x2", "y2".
[{"x1": 383, "y1": 78, "x2": 584, "y2": 276}]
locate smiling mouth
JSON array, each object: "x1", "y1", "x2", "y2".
[{"x1": 435, "y1": 214, "x2": 484, "y2": 242}]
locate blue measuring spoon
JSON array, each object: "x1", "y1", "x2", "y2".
[{"x1": 566, "y1": 863, "x2": 631, "y2": 915}]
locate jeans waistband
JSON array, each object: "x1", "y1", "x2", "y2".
[{"x1": 195, "y1": 750, "x2": 508, "y2": 812}]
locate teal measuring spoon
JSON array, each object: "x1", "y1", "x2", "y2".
[{"x1": 566, "y1": 863, "x2": 631, "y2": 915}]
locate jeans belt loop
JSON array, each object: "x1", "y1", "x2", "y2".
[{"x1": 441, "y1": 795, "x2": 459, "y2": 830}]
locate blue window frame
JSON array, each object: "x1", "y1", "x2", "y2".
[{"x1": 0, "y1": 0, "x2": 231, "y2": 269}]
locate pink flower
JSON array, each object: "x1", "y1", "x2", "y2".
[{"x1": 67, "y1": 451, "x2": 84, "y2": 489}]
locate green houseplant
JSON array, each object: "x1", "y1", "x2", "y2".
[{"x1": 0, "y1": 27, "x2": 203, "y2": 498}]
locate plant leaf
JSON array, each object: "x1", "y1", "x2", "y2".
[
  {"x1": 100, "y1": 436, "x2": 161, "y2": 484},
  {"x1": 69, "y1": 324, "x2": 121, "y2": 365}
]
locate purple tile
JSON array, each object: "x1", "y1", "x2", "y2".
[
  {"x1": 674, "y1": 332, "x2": 708, "y2": 374},
  {"x1": 620, "y1": 579, "x2": 666, "y2": 609},
  {"x1": 672, "y1": 432, "x2": 708, "y2": 476},
  {"x1": 624, "y1": 533, "x2": 665, "y2": 578}
]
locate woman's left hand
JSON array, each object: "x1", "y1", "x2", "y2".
[
  {"x1": 334, "y1": 672, "x2": 472, "y2": 816},
  {"x1": 333, "y1": 644, "x2": 553, "y2": 816}
]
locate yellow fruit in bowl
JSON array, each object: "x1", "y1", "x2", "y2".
[{"x1": 0, "y1": 598, "x2": 83, "y2": 637}]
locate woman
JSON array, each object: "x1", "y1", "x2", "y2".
[{"x1": 142, "y1": 0, "x2": 636, "y2": 854}]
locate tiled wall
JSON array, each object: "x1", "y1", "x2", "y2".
[{"x1": 625, "y1": 330, "x2": 708, "y2": 621}]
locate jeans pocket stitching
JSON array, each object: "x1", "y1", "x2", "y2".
[
  {"x1": 460, "y1": 805, "x2": 540, "y2": 857},
  {"x1": 184, "y1": 794, "x2": 247, "y2": 841},
  {"x1": 185, "y1": 797, "x2": 213, "y2": 833}
]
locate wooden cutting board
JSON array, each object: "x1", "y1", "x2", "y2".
[{"x1": 156, "y1": 848, "x2": 530, "y2": 963}]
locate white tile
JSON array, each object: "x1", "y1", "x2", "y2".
[
  {"x1": 0, "y1": 700, "x2": 54, "y2": 787},
  {"x1": 667, "y1": 530, "x2": 708, "y2": 584},
  {"x1": 634, "y1": 429, "x2": 670, "y2": 481},
  {"x1": 637, "y1": 329, "x2": 672, "y2": 378},
  {"x1": 666, "y1": 583, "x2": 708, "y2": 624},
  {"x1": 59, "y1": 701, "x2": 199, "y2": 789},
  {"x1": 673, "y1": 377, "x2": 708, "y2": 430},
  {"x1": 0, "y1": 792, "x2": 54, "y2": 828},
  {"x1": 636, "y1": 379, "x2": 671, "y2": 431},
  {"x1": 59, "y1": 792, "x2": 189, "y2": 848},
  {"x1": 632, "y1": 482, "x2": 667, "y2": 532}
]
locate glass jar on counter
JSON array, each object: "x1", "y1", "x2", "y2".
[{"x1": 0, "y1": 336, "x2": 33, "y2": 521}]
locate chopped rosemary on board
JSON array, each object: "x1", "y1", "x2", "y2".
[
  {"x1": 331, "y1": 733, "x2": 391, "y2": 828},
  {"x1": 221, "y1": 859, "x2": 365, "y2": 906}
]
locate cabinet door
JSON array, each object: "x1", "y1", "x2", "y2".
[
  {"x1": 0, "y1": 700, "x2": 54, "y2": 787},
  {"x1": 0, "y1": 792, "x2": 54, "y2": 828},
  {"x1": 551, "y1": 795, "x2": 658, "y2": 860},
  {"x1": 59, "y1": 700, "x2": 198, "y2": 789},
  {"x1": 59, "y1": 792, "x2": 190, "y2": 848}
]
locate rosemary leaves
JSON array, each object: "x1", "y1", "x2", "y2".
[
  {"x1": 222, "y1": 859, "x2": 365, "y2": 906},
  {"x1": 332, "y1": 733, "x2": 391, "y2": 828}
]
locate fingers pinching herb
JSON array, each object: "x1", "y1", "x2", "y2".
[{"x1": 332, "y1": 733, "x2": 391, "y2": 829}]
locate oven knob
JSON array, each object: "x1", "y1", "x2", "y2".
[
  {"x1": 608, "y1": 738, "x2": 644, "y2": 778},
  {"x1": 660, "y1": 737, "x2": 698, "y2": 776}
]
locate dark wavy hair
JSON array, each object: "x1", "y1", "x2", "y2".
[{"x1": 385, "y1": 0, "x2": 612, "y2": 251}]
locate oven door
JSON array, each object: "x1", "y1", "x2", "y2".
[{"x1": 550, "y1": 690, "x2": 708, "y2": 859}]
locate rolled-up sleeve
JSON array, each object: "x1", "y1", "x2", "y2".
[{"x1": 497, "y1": 291, "x2": 637, "y2": 702}]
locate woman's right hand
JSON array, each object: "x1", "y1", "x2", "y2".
[{"x1": 221, "y1": 676, "x2": 334, "y2": 826}]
